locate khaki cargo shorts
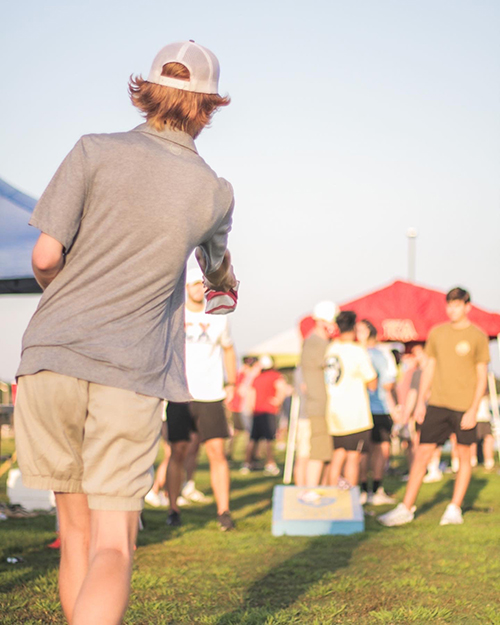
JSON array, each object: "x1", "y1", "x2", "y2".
[{"x1": 14, "y1": 371, "x2": 163, "y2": 511}]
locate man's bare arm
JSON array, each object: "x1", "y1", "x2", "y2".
[
  {"x1": 32, "y1": 233, "x2": 65, "y2": 290},
  {"x1": 414, "y1": 357, "x2": 436, "y2": 424},
  {"x1": 461, "y1": 362, "x2": 488, "y2": 430},
  {"x1": 222, "y1": 344, "x2": 237, "y2": 404}
]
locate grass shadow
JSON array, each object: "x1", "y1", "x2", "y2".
[{"x1": 215, "y1": 530, "x2": 368, "y2": 624}]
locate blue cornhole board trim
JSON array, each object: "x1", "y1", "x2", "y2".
[{"x1": 272, "y1": 485, "x2": 364, "y2": 536}]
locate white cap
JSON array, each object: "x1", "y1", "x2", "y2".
[
  {"x1": 186, "y1": 267, "x2": 204, "y2": 285},
  {"x1": 259, "y1": 355, "x2": 274, "y2": 370},
  {"x1": 313, "y1": 301, "x2": 339, "y2": 323},
  {"x1": 147, "y1": 41, "x2": 220, "y2": 94}
]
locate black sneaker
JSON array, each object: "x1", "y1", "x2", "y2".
[
  {"x1": 217, "y1": 511, "x2": 235, "y2": 532},
  {"x1": 166, "y1": 510, "x2": 182, "y2": 527}
]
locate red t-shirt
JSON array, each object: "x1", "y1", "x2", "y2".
[{"x1": 253, "y1": 369, "x2": 283, "y2": 415}]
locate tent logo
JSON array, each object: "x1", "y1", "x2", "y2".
[{"x1": 381, "y1": 319, "x2": 418, "y2": 342}]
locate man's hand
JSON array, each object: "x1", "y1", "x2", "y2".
[
  {"x1": 196, "y1": 249, "x2": 237, "y2": 292},
  {"x1": 460, "y1": 409, "x2": 477, "y2": 430},
  {"x1": 414, "y1": 401, "x2": 427, "y2": 425}
]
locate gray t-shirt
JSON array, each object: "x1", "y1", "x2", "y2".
[
  {"x1": 17, "y1": 124, "x2": 234, "y2": 401},
  {"x1": 300, "y1": 332, "x2": 329, "y2": 418}
]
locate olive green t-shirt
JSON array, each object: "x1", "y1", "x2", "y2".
[{"x1": 426, "y1": 322, "x2": 489, "y2": 412}]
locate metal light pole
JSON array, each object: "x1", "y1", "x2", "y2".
[{"x1": 407, "y1": 227, "x2": 417, "y2": 282}]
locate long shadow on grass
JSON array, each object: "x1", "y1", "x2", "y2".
[
  {"x1": 216, "y1": 527, "x2": 378, "y2": 625},
  {"x1": 416, "y1": 475, "x2": 487, "y2": 517}
]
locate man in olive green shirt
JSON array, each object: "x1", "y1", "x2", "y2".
[{"x1": 379, "y1": 287, "x2": 489, "y2": 527}]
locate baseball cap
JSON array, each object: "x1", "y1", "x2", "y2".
[
  {"x1": 186, "y1": 267, "x2": 204, "y2": 285},
  {"x1": 147, "y1": 41, "x2": 220, "y2": 95},
  {"x1": 313, "y1": 301, "x2": 339, "y2": 323},
  {"x1": 259, "y1": 355, "x2": 274, "y2": 370}
]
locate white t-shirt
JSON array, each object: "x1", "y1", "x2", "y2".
[
  {"x1": 324, "y1": 340, "x2": 376, "y2": 435},
  {"x1": 185, "y1": 308, "x2": 233, "y2": 402}
]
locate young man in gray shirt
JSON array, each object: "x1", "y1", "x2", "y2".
[{"x1": 14, "y1": 41, "x2": 236, "y2": 624}]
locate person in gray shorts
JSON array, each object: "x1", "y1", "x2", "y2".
[
  {"x1": 301, "y1": 301, "x2": 338, "y2": 486},
  {"x1": 14, "y1": 41, "x2": 236, "y2": 623}
]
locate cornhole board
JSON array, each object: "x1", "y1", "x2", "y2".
[{"x1": 272, "y1": 485, "x2": 364, "y2": 536}]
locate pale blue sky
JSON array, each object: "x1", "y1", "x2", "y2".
[{"x1": 1, "y1": 0, "x2": 499, "y2": 354}]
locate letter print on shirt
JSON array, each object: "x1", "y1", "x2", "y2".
[{"x1": 324, "y1": 355, "x2": 343, "y2": 387}]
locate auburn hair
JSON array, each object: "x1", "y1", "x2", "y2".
[{"x1": 128, "y1": 62, "x2": 230, "y2": 138}]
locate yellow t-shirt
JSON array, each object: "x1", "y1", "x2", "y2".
[
  {"x1": 426, "y1": 323, "x2": 490, "y2": 412},
  {"x1": 324, "y1": 340, "x2": 377, "y2": 435}
]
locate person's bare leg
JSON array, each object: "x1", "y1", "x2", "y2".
[
  {"x1": 483, "y1": 434, "x2": 495, "y2": 466},
  {"x1": 372, "y1": 442, "x2": 390, "y2": 482},
  {"x1": 344, "y1": 451, "x2": 361, "y2": 486},
  {"x1": 329, "y1": 449, "x2": 347, "y2": 486},
  {"x1": 294, "y1": 457, "x2": 308, "y2": 486},
  {"x1": 245, "y1": 439, "x2": 256, "y2": 465},
  {"x1": 166, "y1": 440, "x2": 189, "y2": 512},
  {"x1": 359, "y1": 449, "x2": 369, "y2": 485},
  {"x1": 402, "y1": 443, "x2": 437, "y2": 509},
  {"x1": 265, "y1": 440, "x2": 275, "y2": 465},
  {"x1": 56, "y1": 493, "x2": 91, "y2": 623},
  {"x1": 320, "y1": 463, "x2": 330, "y2": 485},
  {"x1": 184, "y1": 432, "x2": 200, "y2": 483},
  {"x1": 204, "y1": 437, "x2": 230, "y2": 514},
  {"x1": 451, "y1": 444, "x2": 472, "y2": 508},
  {"x1": 306, "y1": 459, "x2": 324, "y2": 487},
  {"x1": 151, "y1": 440, "x2": 171, "y2": 494},
  {"x1": 72, "y1": 509, "x2": 139, "y2": 625}
]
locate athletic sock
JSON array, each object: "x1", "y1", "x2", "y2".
[
  {"x1": 361, "y1": 482, "x2": 368, "y2": 492},
  {"x1": 373, "y1": 480, "x2": 380, "y2": 492}
]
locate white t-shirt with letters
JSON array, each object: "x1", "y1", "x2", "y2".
[
  {"x1": 185, "y1": 308, "x2": 233, "y2": 402},
  {"x1": 324, "y1": 340, "x2": 376, "y2": 436}
]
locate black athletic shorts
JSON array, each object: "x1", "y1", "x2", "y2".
[
  {"x1": 371, "y1": 414, "x2": 393, "y2": 444},
  {"x1": 166, "y1": 401, "x2": 229, "y2": 443},
  {"x1": 332, "y1": 429, "x2": 371, "y2": 452},
  {"x1": 419, "y1": 405, "x2": 476, "y2": 446},
  {"x1": 250, "y1": 412, "x2": 276, "y2": 441},
  {"x1": 476, "y1": 422, "x2": 492, "y2": 441}
]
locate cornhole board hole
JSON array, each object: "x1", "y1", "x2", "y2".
[{"x1": 272, "y1": 485, "x2": 364, "y2": 536}]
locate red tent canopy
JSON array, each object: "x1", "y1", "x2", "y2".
[{"x1": 301, "y1": 280, "x2": 500, "y2": 342}]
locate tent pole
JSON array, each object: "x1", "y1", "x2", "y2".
[{"x1": 487, "y1": 372, "x2": 500, "y2": 465}]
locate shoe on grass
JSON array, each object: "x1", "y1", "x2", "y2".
[
  {"x1": 145, "y1": 489, "x2": 169, "y2": 507},
  {"x1": 359, "y1": 491, "x2": 368, "y2": 505},
  {"x1": 217, "y1": 511, "x2": 235, "y2": 531},
  {"x1": 378, "y1": 503, "x2": 416, "y2": 526},
  {"x1": 264, "y1": 463, "x2": 280, "y2": 476},
  {"x1": 239, "y1": 463, "x2": 251, "y2": 475},
  {"x1": 371, "y1": 487, "x2": 396, "y2": 506},
  {"x1": 166, "y1": 510, "x2": 182, "y2": 527},
  {"x1": 181, "y1": 480, "x2": 212, "y2": 503},
  {"x1": 439, "y1": 503, "x2": 463, "y2": 526},
  {"x1": 423, "y1": 469, "x2": 443, "y2": 483}
]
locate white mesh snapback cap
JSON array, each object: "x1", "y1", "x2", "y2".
[{"x1": 147, "y1": 40, "x2": 220, "y2": 94}]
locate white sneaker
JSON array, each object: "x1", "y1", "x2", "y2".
[
  {"x1": 359, "y1": 491, "x2": 368, "y2": 505},
  {"x1": 439, "y1": 503, "x2": 463, "y2": 526},
  {"x1": 264, "y1": 463, "x2": 280, "y2": 476},
  {"x1": 181, "y1": 481, "x2": 212, "y2": 503},
  {"x1": 423, "y1": 469, "x2": 443, "y2": 483},
  {"x1": 239, "y1": 464, "x2": 251, "y2": 475},
  {"x1": 176, "y1": 495, "x2": 190, "y2": 507},
  {"x1": 158, "y1": 491, "x2": 170, "y2": 507},
  {"x1": 371, "y1": 487, "x2": 396, "y2": 506},
  {"x1": 378, "y1": 503, "x2": 416, "y2": 526},
  {"x1": 145, "y1": 490, "x2": 161, "y2": 507},
  {"x1": 484, "y1": 459, "x2": 495, "y2": 471}
]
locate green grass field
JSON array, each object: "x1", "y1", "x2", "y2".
[{"x1": 1, "y1": 438, "x2": 500, "y2": 624}]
